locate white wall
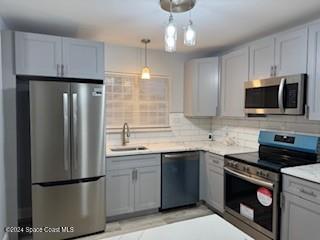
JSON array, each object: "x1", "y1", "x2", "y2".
[
  {"x1": 105, "y1": 44, "x2": 206, "y2": 113},
  {"x1": 0, "y1": 17, "x2": 7, "y2": 240}
]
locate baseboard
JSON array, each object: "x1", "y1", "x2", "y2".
[
  {"x1": 2, "y1": 232, "x2": 8, "y2": 240},
  {"x1": 106, "y1": 208, "x2": 159, "y2": 222}
]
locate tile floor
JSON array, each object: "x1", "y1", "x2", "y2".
[{"x1": 78, "y1": 205, "x2": 214, "y2": 240}]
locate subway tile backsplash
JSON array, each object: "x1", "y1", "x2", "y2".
[
  {"x1": 212, "y1": 116, "x2": 320, "y2": 149},
  {"x1": 106, "y1": 113, "x2": 320, "y2": 148},
  {"x1": 106, "y1": 113, "x2": 212, "y2": 146}
]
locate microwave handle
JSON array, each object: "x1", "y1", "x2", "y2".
[{"x1": 278, "y1": 78, "x2": 286, "y2": 113}]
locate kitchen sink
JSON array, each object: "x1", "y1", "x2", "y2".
[{"x1": 110, "y1": 146, "x2": 148, "y2": 152}]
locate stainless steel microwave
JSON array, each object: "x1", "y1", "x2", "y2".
[{"x1": 244, "y1": 74, "x2": 306, "y2": 115}]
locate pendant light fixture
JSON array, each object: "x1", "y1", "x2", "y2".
[
  {"x1": 184, "y1": 8, "x2": 196, "y2": 46},
  {"x1": 160, "y1": 0, "x2": 197, "y2": 52},
  {"x1": 141, "y1": 39, "x2": 151, "y2": 80},
  {"x1": 164, "y1": 0, "x2": 177, "y2": 52}
]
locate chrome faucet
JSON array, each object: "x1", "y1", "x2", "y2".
[{"x1": 122, "y1": 122, "x2": 130, "y2": 145}]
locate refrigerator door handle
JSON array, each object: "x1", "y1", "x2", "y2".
[
  {"x1": 63, "y1": 93, "x2": 70, "y2": 171},
  {"x1": 72, "y1": 93, "x2": 78, "y2": 170}
]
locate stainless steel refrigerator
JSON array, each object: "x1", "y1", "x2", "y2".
[{"x1": 30, "y1": 80, "x2": 106, "y2": 240}]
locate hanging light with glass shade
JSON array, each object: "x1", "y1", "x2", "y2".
[
  {"x1": 160, "y1": 0, "x2": 197, "y2": 52},
  {"x1": 141, "y1": 39, "x2": 151, "y2": 80},
  {"x1": 164, "y1": 1, "x2": 177, "y2": 52},
  {"x1": 184, "y1": 10, "x2": 196, "y2": 46}
]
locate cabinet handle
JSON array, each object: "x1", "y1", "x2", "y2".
[
  {"x1": 57, "y1": 64, "x2": 60, "y2": 77},
  {"x1": 270, "y1": 66, "x2": 274, "y2": 77},
  {"x1": 132, "y1": 169, "x2": 138, "y2": 182},
  {"x1": 304, "y1": 104, "x2": 309, "y2": 119},
  {"x1": 274, "y1": 65, "x2": 277, "y2": 76},
  {"x1": 61, "y1": 64, "x2": 64, "y2": 77},
  {"x1": 211, "y1": 159, "x2": 220, "y2": 164},
  {"x1": 299, "y1": 188, "x2": 317, "y2": 198}
]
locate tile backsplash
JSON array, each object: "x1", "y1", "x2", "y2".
[
  {"x1": 107, "y1": 113, "x2": 320, "y2": 148},
  {"x1": 212, "y1": 115, "x2": 320, "y2": 149},
  {"x1": 106, "y1": 113, "x2": 212, "y2": 146}
]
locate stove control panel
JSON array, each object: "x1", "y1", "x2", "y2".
[{"x1": 224, "y1": 159, "x2": 279, "y2": 182}]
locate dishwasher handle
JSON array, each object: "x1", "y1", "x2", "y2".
[{"x1": 163, "y1": 152, "x2": 199, "y2": 160}]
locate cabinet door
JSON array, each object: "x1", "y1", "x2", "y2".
[
  {"x1": 221, "y1": 47, "x2": 249, "y2": 117},
  {"x1": 307, "y1": 22, "x2": 320, "y2": 120},
  {"x1": 249, "y1": 37, "x2": 275, "y2": 80},
  {"x1": 275, "y1": 26, "x2": 307, "y2": 76},
  {"x1": 62, "y1": 38, "x2": 104, "y2": 80},
  {"x1": 196, "y1": 58, "x2": 219, "y2": 116},
  {"x1": 281, "y1": 192, "x2": 320, "y2": 240},
  {"x1": 15, "y1": 32, "x2": 62, "y2": 77},
  {"x1": 184, "y1": 57, "x2": 219, "y2": 117},
  {"x1": 106, "y1": 169, "x2": 134, "y2": 217},
  {"x1": 206, "y1": 165, "x2": 224, "y2": 212},
  {"x1": 134, "y1": 166, "x2": 161, "y2": 212}
]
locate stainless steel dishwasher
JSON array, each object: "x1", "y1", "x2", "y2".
[{"x1": 161, "y1": 151, "x2": 199, "y2": 210}]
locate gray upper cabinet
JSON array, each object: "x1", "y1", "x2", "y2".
[
  {"x1": 15, "y1": 31, "x2": 104, "y2": 80},
  {"x1": 249, "y1": 37, "x2": 275, "y2": 80},
  {"x1": 275, "y1": 26, "x2": 308, "y2": 76},
  {"x1": 249, "y1": 26, "x2": 307, "y2": 79},
  {"x1": 281, "y1": 175, "x2": 320, "y2": 240},
  {"x1": 62, "y1": 38, "x2": 104, "y2": 80},
  {"x1": 221, "y1": 47, "x2": 249, "y2": 117},
  {"x1": 15, "y1": 32, "x2": 62, "y2": 77},
  {"x1": 307, "y1": 21, "x2": 320, "y2": 120},
  {"x1": 134, "y1": 166, "x2": 161, "y2": 212},
  {"x1": 184, "y1": 57, "x2": 219, "y2": 117}
]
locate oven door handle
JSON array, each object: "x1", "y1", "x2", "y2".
[
  {"x1": 224, "y1": 167, "x2": 274, "y2": 189},
  {"x1": 278, "y1": 77, "x2": 286, "y2": 113}
]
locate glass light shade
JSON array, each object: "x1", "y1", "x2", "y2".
[
  {"x1": 165, "y1": 22, "x2": 177, "y2": 39},
  {"x1": 164, "y1": 15, "x2": 177, "y2": 52},
  {"x1": 165, "y1": 36, "x2": 176, "y2": 52},
  {"x1": 184, "y1": 21, "x2": 196, "y2": 46},
  {"x1": 141, "y1": 66, "x2": 151, "y2": 79}
]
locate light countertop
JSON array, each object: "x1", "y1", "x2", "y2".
[
  {"x1": 281, "y1": 163, "x2": 320, "y2": 184},
  {"x1": 105, "y1": 214, "x2": 253, "y2": 240},
  {"x1": 106, "y1": 141, "x2": 257, "y2": 157}
]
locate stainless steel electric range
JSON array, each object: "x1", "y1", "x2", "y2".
[{"x1": 224, "y1": 130, "x2": 320, "y2": 240}]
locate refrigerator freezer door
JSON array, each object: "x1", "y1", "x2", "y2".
[
  {"x1": 32, "y1": 177, "x2": 106, "y2": 240},
  {"x1": 30, "y1": 81, "x2": 71, "y2": 183},
  {"x1": 71, "y1": 83, "x2": 105, "y2": 179}
]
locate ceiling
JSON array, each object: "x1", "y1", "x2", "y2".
[{"x1": 1, "y1": 0, "x2": 320, "y2": 53}]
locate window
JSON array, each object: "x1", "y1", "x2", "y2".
[{"x1": 105, "y1": 73, "x2": 169, "y2": 129}]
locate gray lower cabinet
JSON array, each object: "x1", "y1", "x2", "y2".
[
  {"x1": 106, "y1": 169, "x2": 135, "y2": 217},
  {"x1": 201, "y1": 152, "x2": 224, "y2": 213},
  {"x1": 106, "y1": 154, "x2": 161, "y2": 217},
  {"x1": 281, "y1": 175, "x2": 320, "y2": 240},
  {"x1": 134, "y1": 166, "x2": 161, "y2": 212}
]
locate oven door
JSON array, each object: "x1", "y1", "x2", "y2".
[
  {"x1": 244, "y1": 74, "x2": 305, "y2": 115},
  {"x1": 224, "y1": 167, "x2": 279, "y2": 239}
]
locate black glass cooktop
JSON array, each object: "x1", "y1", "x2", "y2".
[{"x1": 225, "y1": 145, "x2": 318, "y2": 172}]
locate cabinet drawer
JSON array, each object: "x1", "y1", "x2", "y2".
[
  {"x1": 205, "y1": 152, "x2": 224, "y2": 169},
  {"x1": 283, "y1": 175, "x2": 320, "y2": 205},
  {"x1": 106, "y1": 154, "x2": 161, "y2": 171}
]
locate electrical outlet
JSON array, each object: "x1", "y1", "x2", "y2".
[{"x1": 208, "y1": 133, "x2": 213, "y2": 141}]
